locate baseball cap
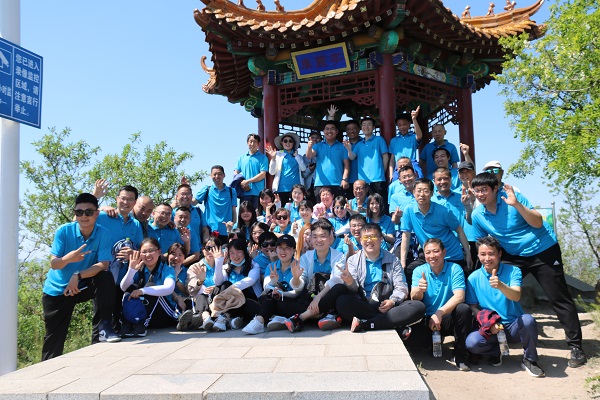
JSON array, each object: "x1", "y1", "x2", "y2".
[
  {"x1": 277, "y1": 234, "x2": 296, "y2": 248},
  {"x1": 458, "y1": 161, "x2": 475, "y2": 171}
]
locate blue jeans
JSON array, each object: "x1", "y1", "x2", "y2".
[{"x1": 466, "y1": 314, "x2": 539, "y2": 361}]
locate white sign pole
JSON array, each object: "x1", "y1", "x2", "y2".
[{"x1": 0, "y1": 0, "x2": 20, "y2": 375}]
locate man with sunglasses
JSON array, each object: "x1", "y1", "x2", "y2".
[
  {"x1": 469, "y1": 172, "x2": 586, "y2": 368},
  {"x1": 42, "y1": 193, "x2": 120, "y2": 361},
  {"x1": 482, "y1": 160, "x2": 520, "y2": 193}
]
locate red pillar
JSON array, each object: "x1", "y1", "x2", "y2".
[
  {"x1": 258, "y1": 116, "x2": 265, "y2": 153},
  {"x1": 458, "y1": 87, "x2": 476, "y2": 165},
  {"x1": 263, "y1": 74, "x2": 279, "y2": 189},
  {"x1": 378, "y1": 54, "x2": 396, "y2": 144}
]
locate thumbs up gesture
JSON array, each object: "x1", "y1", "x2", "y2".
[
  {"x1": 489, "y1": 269, "x2": 499, "y2": 289},
  {"x1": 418, "y1": 271, "x2": 428, "y2": 292}
]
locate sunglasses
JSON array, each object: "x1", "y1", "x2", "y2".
[
  {"x1": 361, "y1": 234, "x2": 379, "y2": 242},
  {"x1": 204, "y1": 246, "x2": 215, "y2": 252},
  {"x1": 74, "y1": 209, "x2": 97, "y2": 217},
  {"x1": 282, "y1": 139, "x2": 295, "y2": 144},
  {"x1": 276, "y1": 215, "x2": 289, "y2": 220},
  {"x1": 261, "y1": 241, "x2": 277, "y2": 248},
  {"x1": 485, "y1": 168, "x2": 501, "y2": 174}
]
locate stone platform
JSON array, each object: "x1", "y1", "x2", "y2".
[{"x1": 1, "y1": 326, "x2": 430, "y2": 399}]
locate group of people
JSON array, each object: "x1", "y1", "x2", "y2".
[{"x1": 41, "y1": 106, "x2": 586, "y2": 379}]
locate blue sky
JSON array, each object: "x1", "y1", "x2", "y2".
[{"x1": 17, "y1": 0, "x2": 555, "y2": 208}]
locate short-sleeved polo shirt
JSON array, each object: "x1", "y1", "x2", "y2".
[
  {"x1": 412, "y1": 261, "x2": 465, "y2": 316},
  {"x1": 97, "y1": 212, "x2": 143, "y2": 248},
  {"x1": 420, "y1": 140, "x2": 460, "y2": 177},
  {"x1": 354, "y1": 135, "x2": 388, "y2": 183},
  {"x1": 196, "y1": 184, "x2": 237, "y2": 236},
  {"x1": 235, "y1": 151, "x2": 268, "y2": 196},
  {"x1": 312, "y1": 141, "x2": 349, "y2": 186},
  {"x1": 389, "y1": 131, "x2": 419, "y2": 161}
]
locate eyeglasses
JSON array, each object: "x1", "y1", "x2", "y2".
[
  {"x1": 276, "y1": 215, "x2": 288, "y2": 220},
  {"x1": 473, "y1": 187, "x2": 491, "y2": 195},
  {"x1": 485, "y1": 168, "x2": 501, "y2": 174},
  {"x1": 141, "y1": 248, "x2": 159, "y2": 255},
  {"x1": 282, "y1": 139, "x2": 295, "y2": 144},
  {"x1": 74, "y1": 209, "x2": 97, "y2": 217},
  {"x1": 204, "y1": 246, "x2": 215, "y2": 252},
  {"x1": 261, "y1": 241, "x2": 277, "y2": 248},
  {"x1": 118, "y1": 196, "x2": 135, "y2": 203},
  {"x1": 361, "y1": 234, "x2": 379, "y2": 242},
  {"x1": 334, "y1": 206, "x2": 345, "y2": 210}
]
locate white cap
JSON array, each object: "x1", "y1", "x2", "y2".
[{"x1": 482, "y1": 160, "x2": 502, "y2": 171}]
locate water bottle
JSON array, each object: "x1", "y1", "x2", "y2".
[
  {"x1": 432, "y1": 330, "x2": 442, "y2": 357},
  {"x1": 497, "y1": 325, "x2": 510, "y2": 356},
  {"x1": 122, "y1": 237, "x2": 133, "y2": 267}
]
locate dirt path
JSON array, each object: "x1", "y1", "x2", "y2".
[{"x1": 409, "y1": 305, "x2": 600, "y2": 400}]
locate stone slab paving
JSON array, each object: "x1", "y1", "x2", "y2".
[{"x1": 1, "y1": 326, "x2": 430, "y2": 400}]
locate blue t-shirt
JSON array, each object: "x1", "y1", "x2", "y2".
[
  {"x1": 202, "y1": 260, "x2": 217, "y2": 287},
  {"x1": 389, "y1": 189, "x2": 415, "y2": 214},
  {"x1": 432, "y1": 189, "x2": 476, "y2": 242},
  {"x1": 466, "y1": 263, "x2": 524, "y2": 324},
  {"x1": 279, "y1": 151, "x2": 302, "y2": 192},
  {"x1": 389, "y1": 131, "x2": 419, "y2": 161},
  {"x1": 195, "y1": 184, "x2": 237, "y2": 236},
  {"x1": 44, "y1": 222, "x2": 112, "y2": 296},
  {"x1": 471, "y1": 191, "x2": 557, "y2": 256},
  {"x1": 412, "y1": 261, "x2": 465, "y2": 316},
  {"x1": 329, "y1": 215, "x2": 349, "y2": 250},
  {"x1": 364, "y1": 253, "x2": 384, "y2": 296},
  {"x1": 254, "y1": 252, "x2": 271, "y2": 277},
  {"x1": 400, "y1": 202, "x2": 464, "y2": 260},
  {"x1": 268, "y1": 260, "x2": 295, "y2": 288},
  {"x1": 96, "y1": 212, "x2": 143, "y2": 248},
  {"x1": 273, "y1": 223, "x2": 292, "y2": 235},
  {"x1": 420, "y1": 140, "x2": 460, "y2": 178},
  {"x1": 348, "y1": 140, "x2": 360, "y2": 183},
  {"x1": 147, "y1": 223, "x2": 184, "y2": 253},
  {"x1": 235, "y1": 151, "x2": 268, "y2": 196},
  {"x1": 133, "y1": 262, "x2": 177, "y2": 308},
  {"x1": 286, "y1": 202, "x2": 301, "y2": 222},
  {"x1": 312, "y1": 141, "x2": 349, "y2": 186},
  {"x1": 354, "y1": 135, "x2": 388, "y2": 183},
  {"x1": 173, "y1": 206, "x2": 205, "y2": 242},
  {"x1": 350, "y1": 197, "x2": 368, "y2": 215},
  {"x1": 312, "y1": 249, "x2": 333, "y2": 274}
]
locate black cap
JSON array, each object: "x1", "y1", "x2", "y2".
[
  {"x1": 277, "y1": 234, "x2": 296, "y2": 248},
  {"x1": 458, "y1": 161, "x2": 475, "y2": 171}
]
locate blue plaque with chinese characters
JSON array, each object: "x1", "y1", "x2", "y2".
[
  {"x1": 0, "y1": 37, "x2": 43, "y2": 128},
  {"x1": 291, "y1": 43, "x2": 350, "y2": 79}
]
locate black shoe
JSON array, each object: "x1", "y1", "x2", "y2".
[
  {"x1": 488, "y1": 354, "x2": 502, "y2": 367},
  {"x1": 285, "y1": 314, "x2": 303, "y2": 333},
  {"x1": 177, "y1": 310, "x2": 194, "y2": 331},
  {"x1": 120, "y1": 320, "x2": 134, "y2": 338},
  {"x1": 133, "y1": 323, "x2": 147, "y2": 337},
  {"x1": 400, "y1": 326, "x2": 412, "y2": 341},
  {"x1": 522, "y1": 359, "x2": 545, "y2": 377},
  {"x1": 568, "y1": 346, "x2": 587, "y2": 368}
]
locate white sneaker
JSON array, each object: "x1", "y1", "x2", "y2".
[
  {"x1": 242, "y1": 317, "x2": 265, "y2": 335},
  {"x1": 201, "y1": 316, "x2": 214, "y2": 331},
  {"x1": 230, "y1": 317, "x2": 244, "y2": 330},
  {"x1": 267, "y1": 315, "x2": 287, "y2": 331},
  {"x1": 213, "y1": 314, "x2": 228, "y2": 331}
]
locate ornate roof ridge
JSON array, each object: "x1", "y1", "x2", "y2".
[{"x1": 460, "y1": 0, "x2": 544, "y2": 29}]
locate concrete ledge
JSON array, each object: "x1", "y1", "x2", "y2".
[{"x1": 2, "y1": 326, "x2": 429, "y2": 400}]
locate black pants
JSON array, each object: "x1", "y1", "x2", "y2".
[
  {"x1": 42, "y1": 270, "x2": 115, "y2": 361},
  {"x1": 257, "y1": 293, "x2": 310, "y2": 321},
  {"x1": 142, "y1": 295, "x2": 178, "y2": 328},
  {"x1": 228, "y1": 298, "x2": 262, "y2": 324},
  {"x1": 406, "y1": 303, "x2": 472, "y2": 364},
  {"x1": 335, "y1": 293, "x2": 426, "y2": 331},
  {"x1": 504, "y1": 243, "x2": 582, "y2": 348},
  {"x1": 316, "y1": 284, "x2": 351, "y2": 314}
]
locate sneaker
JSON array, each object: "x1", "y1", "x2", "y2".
[
  {"x1": 120, "y1": 320, "x2": 134, "y2": 338},
  {"x1": 456, "y1": 361, "x2": 470, "y2": 372},
  {"x1": 201, "y1": 316, "x2": 215, "y2": 331},
  {"x1": 522, "y1": 359, "x2": 545, "y2": 378},
  {"x1": 318, "y1": 314, "x2": 342, "y2": 331},
  {"x1": 285, "y1": 314, "x2": 303, "y2": 333},
  {"x1": 267, "y1": 316, "x2": 287, "y2": 331},
  {"x1": 190, "y1": 312, "x2": 204, "y2": 330},
  {"x1": 230, "y1": 317, "x2": 244, "y2": 330},
  {"x1": 399, "y1": 326, "x2": 412, "y2": 341},
  {"x1": 177, "y1": 310, "x2": 194, "y2": 331},
  {"x1": 242, "y1": 317, "x2": 265, "y2": 335},
  {"x1": 213, "y1": 314, "x2": 228, "y2": 331},
  {"x1": 488, "y1": 354, "x2": 503, "y2": 367},
  {"x1": 132, "y1": 323, "x2": 147, "y2": 337},
  {"x1": 568, "y1": 346, "x2": 587, "y2": 368},
  {"x1": 350, "y1": 317, "x2": 365, "y2": 333},
  {"x1": 99, "y1": 321, "x2": 122, "y2": 343}
]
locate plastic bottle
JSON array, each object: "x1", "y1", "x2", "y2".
[
  {"x1": 121, "y1": 237, "x2": 133, "y2": 266},
  {"x1": 497, "y1": 325, "x2": 510, "y2": 356},
  {"x1": 432, "y1": 330, "x2": 442, "y2": 357}
]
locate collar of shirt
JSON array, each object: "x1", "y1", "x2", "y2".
[{"x1": 313, "y1": 248, "x2": 331, "y2": 266}]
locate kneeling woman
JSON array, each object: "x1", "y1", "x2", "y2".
[
  {"x1": 120, "y1": 238, "x2": 178, "y2": 337},
  {"x1": 242, "y1": 234, "x2": 309, "y2": 334}
]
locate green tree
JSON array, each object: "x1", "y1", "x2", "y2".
[
  {"x1": 87, "y1": 132, "x2": 205, "y2": 205},
  {"x1": 497, "y1": 0, "x2": 600, "y2": 187},
  {"x1": 20, "y1": 127, "x2": 100, "y2": 251}
]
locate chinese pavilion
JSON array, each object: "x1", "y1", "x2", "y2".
[{"x1": 193, "y1": 0, "x2": 545, "y2": 162}]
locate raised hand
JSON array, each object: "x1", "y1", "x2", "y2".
[
  {"x1": 343, "y1": 139, "x2": 352, "y2": 151},
  {"x1": 129, "y1": 250, "x2": 145, "y2": 271},
  {"x1": 327, "y1": 104, "x2": 338, "y2": 117},
  {"x1": 489, "y1": 268, "x2": 499, "y2": 289},
  {"x1": 418, "y1": 272, "x2": 428, "y2": 293},
  {"x1": 265, "y1": 144, "x2": 277, "y2": 159},
  {"x1": 210, "y1": 245, "x2": 224, "y2": 260},
  {"x1": 248, "y1": 243, "x2": 259, "y2": 259},
  {"x1": 500, "y1": 184, "x2": 518, "y2": 207},
  {"x1": 336, "y1": 262, "x2": 353, "y2": 285},
  {"x1": 63, "y1": 244, "x2": 91, "y2": 264},
  {"x1": 411, "y1": 105, "x2": 420, "y2": 119},
  {"x1": 459, "y1": 142, "x2": 470, "y2": 157},
  {"x1": 269, "y1": 264, "x2": 279, "y2": 281},
  {"x1": 179, "y1": 226, "x2": 191, "y2": 243},
  {"x1": 92, "y1": 179, "x2": 109, "y2": 199},
  {"x1": 181, "y1": 176, "x2": 190, "y2": 186},
  {"x1": 274, "y1": 193, "x2": 281, "y2": 205},
  {"x1": 291, "y1": 259, "x2": 304, "y2": 280}
]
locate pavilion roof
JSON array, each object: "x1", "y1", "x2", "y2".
[{"x1": 194, "y1": 0, "x2": 545, "y2": 102}]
